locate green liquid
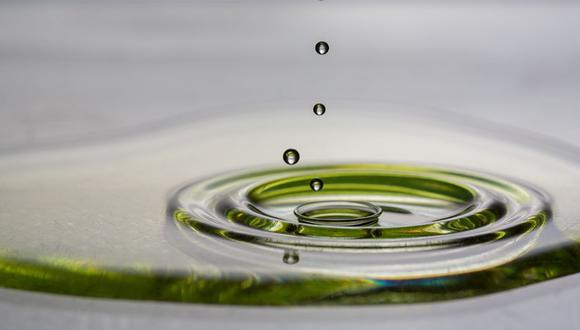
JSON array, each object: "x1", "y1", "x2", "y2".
[{"x1": 1, "y1": 163, "x2": 578, "y2": 305}]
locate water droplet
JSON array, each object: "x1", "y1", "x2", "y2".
[
  {"x1": 283, "y1": 250, "x2": 299, "y2": 265},
  {"x1": 313, "y1": 103, "x2": 326, "y2": 116},
  {"x1": 283, "y1": 149, "x2": 300, "y2": 165},
  {"x1": 310, "y1": 178, "x2": 323, "y2": 191},
  {"x1": 315, "y1": 41, "x2": 329, "y2": 55}
]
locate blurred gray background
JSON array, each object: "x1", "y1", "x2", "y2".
[{"x1": 1, "y1": 1, "x2": 580, "y2": 151}]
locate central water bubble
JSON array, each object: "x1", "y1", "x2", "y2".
[{"x1": 294, "y1": 200, "x2": 382, "y2": 226}]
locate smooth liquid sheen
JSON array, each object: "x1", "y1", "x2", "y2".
[
  {"x1": 0, "y1": 105, "x2": 578, "y2": 305},
  {"x1": 172, "y1": 161, "x2": 578, "y2": 304}
]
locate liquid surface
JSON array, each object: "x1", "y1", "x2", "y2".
[{"x1": 0, "y1": 102, "x2": 578, "y2": 305}]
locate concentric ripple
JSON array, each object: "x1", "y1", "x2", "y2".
[{"x1": 171, "y1": 163, "x2": 550, "y2": 279}]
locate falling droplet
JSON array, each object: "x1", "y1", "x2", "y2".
[
  {"x1": 283, "y1": 149, "x2": 300, "y2": 165},
  {"x1": 313, "y1": 103, "x2": 326, "y2": 116},
  {"x1": 315, "y1": 41, "x2": 329, "y2": 55},
  {"x1": 310, "y1": 178, "x2": 323, "y2": 191},
  {"x1": 283, "y1": 250, "x2": 299, "y2": 265}
]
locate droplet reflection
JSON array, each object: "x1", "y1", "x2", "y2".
[{"x1": 283, "y1": 250, "x2": 299, "y2": 265}]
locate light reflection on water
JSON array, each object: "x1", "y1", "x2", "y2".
[{"x1": 0, "y1": 102, "x2": 578, "y2": 305}]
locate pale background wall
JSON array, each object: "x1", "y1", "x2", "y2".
[{"x1": 1, "y1": 1, "x2": 580, "y2": 150}]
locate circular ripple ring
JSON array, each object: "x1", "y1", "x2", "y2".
[{"x1": 170, "y1": 163, "x2": 550, "y2": 279}]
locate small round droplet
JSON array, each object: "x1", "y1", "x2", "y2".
[
  {"x1": 283, "y1": 251, "x2": 299, "y2": 265},
  {"x1": 310, "y1": 178, "x2": 323, "y2": 191},
  {"x1": 313, "y1": 103, "x2": 326, "y2": 116},
  {"x1": 315, "y1": 41, "x2": 329, "y2": 55},
  {"x1": 283, "y1": 149, "x2": 300, "y2": 165}
]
